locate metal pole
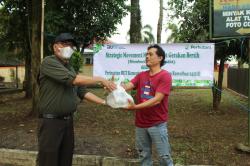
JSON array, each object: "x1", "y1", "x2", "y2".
[
  {"x1": 16, "y1": 66, "x2": 18, "y2": 88},
  {"x1": 248, "y1": 38, "x2": 250, "y2": 145},
  {"x1": 41, "y1": 0, "x2": 44, "y2": 61},
  {"x1": 209, "y1": 0, "x2": 212, "y2": 39}
]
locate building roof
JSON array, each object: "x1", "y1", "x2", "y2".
[
  {"x1": 83, "y1": 48, "x2": 94, "y2": 54},
  {"x1": 0, "y1": 57, "x2": 23, "y2": 67}
]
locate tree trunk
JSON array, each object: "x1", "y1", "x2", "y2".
[
  {"x1": 213, "y1": 58, "x2": 225, "y2": 110},
  {"x1": 130, "y1": 0, "x2": 142, "y2": 43},
  {"x1": 238, "y1": 59, "x2": 243, "y2": 68},
  {"x1": 217, "y1": 58, "x2": 225, "y2": 102},
  {"x1": 23, "y1": 0, "x2": 32, "y2": 98},
  {"x1": 157, "y1": 0, "x2": 163, "y2": 43},
  {"x1": 30, "y1": 0, "x2": 43, "y2": 115},
  {"x1": 24, "y1": 53, "x2": 32, "y2": 98}
]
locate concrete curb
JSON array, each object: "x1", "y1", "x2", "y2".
[
  {"x1": 0, "y1": 148, "x2": 215, "y2": 166},
  {"x1": 0, "y1": 148, "x2": 140, "y2": 166}
]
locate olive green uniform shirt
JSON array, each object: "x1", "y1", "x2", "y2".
[{"x1": 38, "y1": 55, "x2": 87, "y2": 116}]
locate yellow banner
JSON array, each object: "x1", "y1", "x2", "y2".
[{"x1": 214, "y1": 0, "x2": 250, "y2": 10}]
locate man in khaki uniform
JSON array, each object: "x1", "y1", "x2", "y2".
[{"x1": 37, "y1": 33, "x2": 116, "y2": 166}]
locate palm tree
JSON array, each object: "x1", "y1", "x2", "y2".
[
  {"x1": 166, "y1": 23, "x2": 180, "y2": 43},
  {"x1": 129, "y1": 0, "x2": 142, "y2": 43},
  {"x1": 126, "y1": 24, "x2": 155, "y2": 44},
  {"x1": 157, "y1": 0, "x2": 163, "y2": 43},
  {"x1": 141, "y1": 24, "x2": 155, "y2": 44}
]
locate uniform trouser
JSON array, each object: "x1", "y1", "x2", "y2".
[
  {"x1": 136, "y1": 122, "x2": 173, "y2": 166},
  {"x1": 37, "y1": 118, "x2": 74, "y2": 166}
]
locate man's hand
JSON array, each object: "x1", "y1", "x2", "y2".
[
  {"x1": 125, "y1": 99, "x2": 136, "y2": 110},
  {"x1": 101, "y1": 79, "x2": 116, "y2": 91}
]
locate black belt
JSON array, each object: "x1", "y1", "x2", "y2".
[{"x1": 39, "y1": 113, "x2": 72, "y2": 120}]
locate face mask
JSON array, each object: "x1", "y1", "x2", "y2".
[{"x1": 59, "y1": 46, "x2": 75, "y2": 59}]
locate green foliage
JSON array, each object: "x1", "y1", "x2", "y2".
[
  {"x1": 0, "y1": 0, "x2": 129, "y2": 57},
  {"x1": 0, "y1": 0, "x2": 129, "y2": 98},
  {"x1": 215, "y1": 39, "x2": 249, "y2": 64},
  {"x1": 127, "y1": 24, "x2": 155, "y2": 44},
  {"x1": 167, "y1": 0, "x2": 209, "y2": 42},
  {"x1": 0, "y1": 76, "x2": 5, "y2": 82},
  {"x1": 166, "y1": 23, "x2": 181, "y2": 43},
  {"x1": 93, "y1": 44, "x2": 103, "y2": 53},
  {"x1": 70, "y1": 51, "x2": 83, "y2": 73},
  {"x1": 167, "y1": 0, "x2": 249, "y2": 110},
  {"x1": 45, "y1": 0, "x2": 129, "y2": 48},
  {"x1": 167, "y1": 0, "x2": 248, "y2": 64},
  {"x1": 0, "y1": 0, "x2": 31, "y2": 60},
  {"x1": 236, "y1": 38, "x2": 249, "y2": 64},
  {"x1": 141, "y1": 24, "x2": 155, "y2": 44}
]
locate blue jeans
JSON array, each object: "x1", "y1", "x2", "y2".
[{"x1": 136, "y1": 122, "x2": 173, "y2": 166}]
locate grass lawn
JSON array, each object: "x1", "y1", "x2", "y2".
[{"x1": 0, "y1": 88, "x2": 249, "y2": 165}]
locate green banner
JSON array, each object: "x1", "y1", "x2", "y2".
[{"x1": 213, "y1": 0, "x2": 250, "y2": 38}]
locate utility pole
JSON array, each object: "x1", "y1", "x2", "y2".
[
  {"x1": 248, "y1": 38, "x2": 250, "y2": 145},
  {"x1": 41, "y1": 0, "x2": 44, "y2": 61}
]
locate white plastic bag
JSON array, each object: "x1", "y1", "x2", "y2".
[{"x1": 106, "y1": 81, "x2": 134, "y2": 109}]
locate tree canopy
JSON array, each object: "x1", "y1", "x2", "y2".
[
  {"x1": 0, "y1": 0, "x2": 129, "y2": 55},
  {"x1": 45, "y1": 0, "x2": 129, "y2": 47},
  {"x1": 167, "y1": 0, "x2": 249, "y2": 110},
  {"x1": 167, "y1": 0, "x2": 248, "y2": 62},
  {"x1": 167, "y1": 0, "x2": 209, "y2": 42},
  {"x1": 0, "y1": 0, "x2": 129, "y2": 101}
]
